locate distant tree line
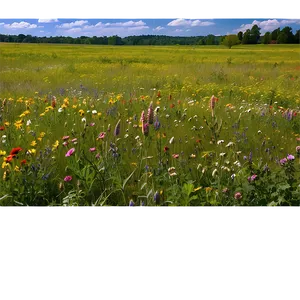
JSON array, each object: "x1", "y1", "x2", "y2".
[
  {"x1": 0, "y1": 26, "x2": 299, "y2": 46},
  {"x1": 236, "y1": 25, "x2": 300, "y2": 44},
  {"x1": 0, "y1": 33, "x2": 223, "y2": 45}
]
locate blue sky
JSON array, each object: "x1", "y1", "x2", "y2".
[{"x1": 0, "y1": 19, "x2": 300, "y2": 37}]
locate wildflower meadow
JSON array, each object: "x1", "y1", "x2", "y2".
[{"x1": 0, "y1": 43, "x2": 300, "y2": 205}]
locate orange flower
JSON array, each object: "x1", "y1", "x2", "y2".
[{"x1": 5, "y1": 155, "x2": 15, "y2": 162}]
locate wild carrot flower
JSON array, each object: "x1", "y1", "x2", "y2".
[
  {"x1": 64, "y1": 175, "x2": 72, "y2": 182},
  {"x1": 234, "y1": 192, "x2": 242, "y2": 200},
  {"x1": 65, "y1": 148, "x2": 75, "y2": 157},
  {"x1": 114, "y1": 120, "x2": 121, "y2": 136}
]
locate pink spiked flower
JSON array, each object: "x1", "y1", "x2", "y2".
[
  {"x1": 65, "y1": 148, "x2": 75, "y2": 157},
  {"x1": 147, "y1": 102, "x2": 154, "y2": 124}
]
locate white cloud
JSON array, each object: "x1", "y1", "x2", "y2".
[
  {"x1": 233, "y1": 19, "x2": 300, "y2": 34},
  {"x1": 56, "y1": 20, "x2": 89, "y2": 29},
  {"x1": 168, "y1": 18, "x2": 215, "y2": 27},
  {"x1": 0, "y1": 22, "x2": 4, "y2": 26},
  {"x1": 153, "y1": 26, "x2": 164, "y2": 32},
  {"x1": 4, "y1": 21, "x2": 37, "y2": 29},
  {"x1": 56, "y1": 20, "x2": 149, "y2": 37},
  {"x1": 38, "y1": 19, "x2": 59, "y2": 23},
  {"x1": 175, "y1": 29, "x2": 183, "y2": 32}
]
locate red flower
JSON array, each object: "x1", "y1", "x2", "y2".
[
  {"x1": 157, "y1": 91, "x2": 161, "y2": 98},
  {"x1": 196, "y1": 139, "x2": 201, "y2": 143},
  {"x1": 168, "y1": 94, "x2": 172, "y2": 101},
  {"x1": 10, "y1": 147, "x2": 22, "y2": 155},
  {"x1": 0, "y1": 126, "x2": 5, "y2": 131},
  {"x1": 164, "y1": 146, "x2": 169, "y2": 152},
  {"x1": 170, "y1": 103, "x2": 175, "y2": 108},
  {"x1": 20, "y1": 159, "x2": 27, "y2": 166},
  {"x1": 5, "y1": 154, "x2": 15, "y2": 162}
]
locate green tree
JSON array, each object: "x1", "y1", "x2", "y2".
[
  {"x1": 237, "y1": 31, "x2": 243, "y2": 41},
  {"x1": 242, "y1": 29, "x2": 251, "y2": 44},
  {"x1": 250, "y1": 24, "x2": 261, "y2": 43},
  {"x1": 281, "y1": 26, "x2": 294, "y2": 43},
  {"x1": 263, "y1": 32, "x2": 271, "y2": 44},
  {"x1": 277, "y1": 31, "x2": 288, "y2": 44},
  {"x1": 222, "y1": 34, "x2": 240, "y2": 49},
  {"x1": 295, "y1": 30, "x2": 300, "y2": 44},
  {"x1": 271, "y1": 28, "x2": 280, "y2": 41}
]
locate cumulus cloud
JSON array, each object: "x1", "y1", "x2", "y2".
[
  {"x1": 4, "y1": 22, "x2": 37, "y2": 29},
  {"x1": 38, "y1": 19, "x2": 59, "y2": 23},
  {"x1": 56, "y1": 20, "x2": 89, "y2": 29},
  {"x1": 153, "y1": 26, "x2": 164, "y2": 32},
  {"x1": 56, "y1": 20, "x2": 149, "y2": 37},
  {"x1": 168, "y1": 18, "x2": 215, "y2": 27},
  {"x1": 234, "y1": 19, "x2": 300, "y2": 33}
]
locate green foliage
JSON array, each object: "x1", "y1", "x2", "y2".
[{"x1": 222, "y1": 35, "x2": 240, "y2": 49}]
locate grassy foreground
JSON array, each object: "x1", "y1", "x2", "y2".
[{"x1": 0, "y1": 43, "x2": 300, "y2": 205}]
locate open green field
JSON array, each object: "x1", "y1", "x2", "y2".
[{"x1": 0, "y1": 43, "x2": 300, "y2": 205}]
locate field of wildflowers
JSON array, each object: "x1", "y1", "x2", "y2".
[{"x1": 0, "y1": 43, "x2": 300, "y2": 205}]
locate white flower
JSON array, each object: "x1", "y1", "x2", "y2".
[
  {"x1": 165, "y1": 114, "x2": 170, "y2": 118},
  {"x1": 233, "y1": 161, "x2": 241, "y2": 167},
  {"x1": 1, "y1": 135, "x2": 7, "y2": 139},
  {"x1": 58, "y1": 108, "x2": 63, "y2": 113},
  {"x1": 217, "y1": 140, "x2": 224, "y2": 145},
  {"x1": 26, "y1": 120, "x2": 31, "y2": 126},
  {"x1": 169, "y1": 137, "x2": 175, "y2": 144},
  {"x1": 92, "y1": 110, "x2": 97, "y2": 115},
  {"x1": 220, "y1": 152, "x2": 226, "y2": 157},
  {"x1": 81, "y1": 117, "x2": 86, "y2": 123},
  {"x1": 124, "y1": 134, "x2": 129, "y2": 139},
  {"x1": 258, "y1": 130, "x2": 262, "y2": 134},
  {"x1": 212, "y1": 169, "x2": 218, "y2": 177},
  {"x1": 135, "y1": 136, "x2": 140, "y2": 140},
  {"x1": 231, "y1": 174, "x2": 236, "y2": 180},
  {"x1": 226, "y1": 142, "x2": 234, "y2": 147}
]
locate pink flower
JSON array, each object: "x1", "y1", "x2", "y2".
[
  {"x1": 234, "y1": 192, "x2": 242, "y2": 200},
  {"x1": 71, "y1": 138, "x2": 77, "y2": 143},
  {"x1": 64, "y1": 175, "x2": 72, "y2": 182},
  {"x1": 97, "y1": 132, "x2": 106, "y2": 139},
  {"x1": 89, "y1": 123, "x2": 95, "y2": 127},
  {"x1": 95, "y1": 153, "x2": 100, "y2": 159},
  {"x1": 65, "y1": 148, "x2": 75, "y2": 157},
  {"x1": 172, "y1": 154, "x2": 179, "y2": 158},
  {"x1": 89, "y1": 147, "x2": 96, "y2": 152},
  {"x1": 62, "y1": 136, "x2": 70, "y2": 140},
  {"x1": 62, "y1": 141, "x2": 68, "y2": 147}
]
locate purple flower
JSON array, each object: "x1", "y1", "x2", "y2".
[
  {"x1": 279, "y1": 158, "x2": 287, "y2": 165},
  {"x1": 142, "y1": 123, "x2": 149, "y2": 136},
  {"x1": 65, "y1": 148, "x2": 75, "y2": 157},
  {"x1": 154, "y1": 117, "x2": 161, "y2": 130},
  {"x1": 147, "y1": 102, "x2": 154, "y2": 124},
  {"x1": 114, "y1": 120, "x2": 121, "y2": 136},
  {"x1": 287, "y1": 154, "x2": 295, "y2": 161},
  {"x1": 64, "y1": 175, "x2": 72, "y2": 182},
  {"x1": 154, "y1": 191, "x2": 160, "y2": 203},
  {"x1": 129, "y1": 200, "x2": 135, "y2": 206}
]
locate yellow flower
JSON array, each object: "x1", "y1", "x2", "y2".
[
  {"x1": 28, "y1": 149, "x2": 36, "y2": 155},
  {"x1": 78, "y1": 109, "x2": 85, "y2": 116},
  {"x1": 30, "y1": 141, "x2": 37, "y2": 147},
  {"x1": 2, "y1": 161, "x2": 9, "y2": 169},
  {"x1": 40, "y1": 113, "x2": 45, "y2": 117},
  {"x1": 4, "y1": 121, "x2": 10, "y2": 127},
  {"x1": 0, "y1": 150, "x2": 6, "y2": 156},
  {"x1": 131, "y1": 162, "x2": 137, "y2": 167},
  {"x1": 194, "y1": 186, "x2": 202, "y2": 192},
  {"x1": 40, "y1": 132, "x2": 46, "y2": 138},
  {"x1": 61, "y1": 103, "x2": 67, "y2": 109},
  {"x1": 3, "y1": 171, "x2": 7, "y2": 180},
  {"x1": 37, "y1": 137, "x2": 42, "y2": 142},
  {"x1": 14, "y1": 120, "x2": 23, "y2": 129},
  {"x1": 205, "y1": 187, "x2": 213, "y2": 193},
  {"x1": 52, "y1": 140, "x2": 59, "y2": 150},
  {"x1": 14, "y1": 166, "x2": 20, "y2": 172},
  {"x1": 72, "y1": 105, "x2": 77, "y2": 109},
  {"x1": 97, "y1": 112, "x2": 102, "y2": 117}
]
